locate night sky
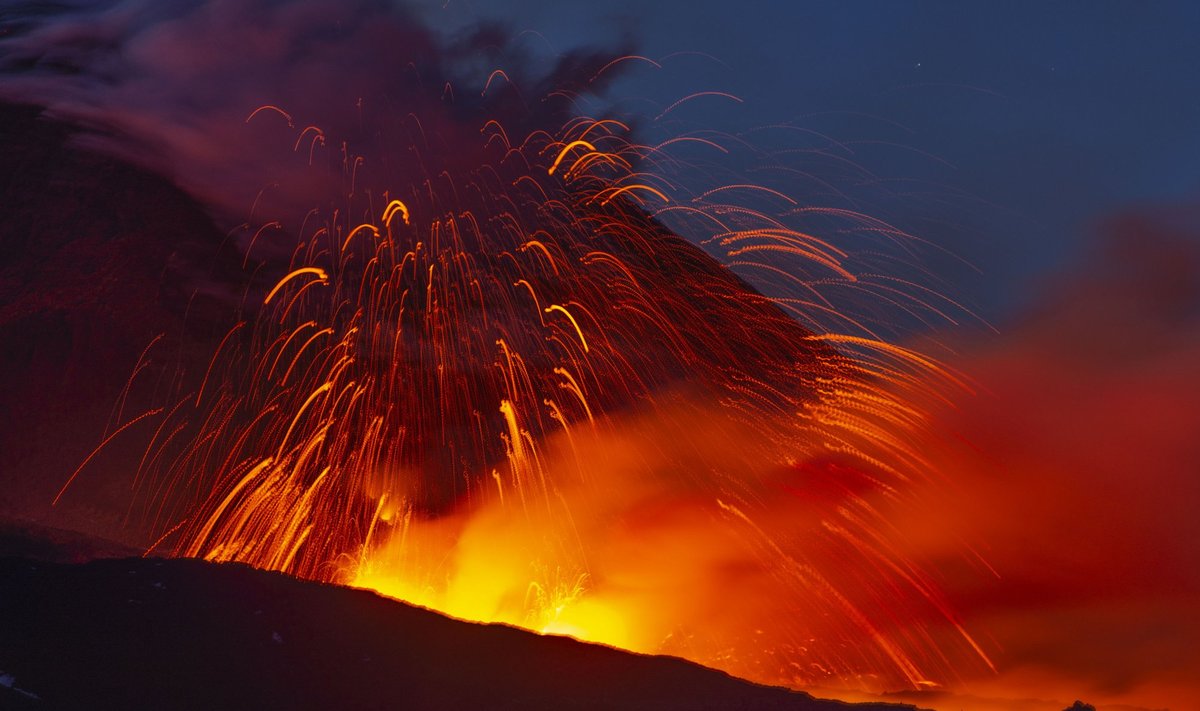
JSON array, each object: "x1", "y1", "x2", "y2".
[{"x1": 417, "y1": 0, "x2": 1200, "y2": 322}]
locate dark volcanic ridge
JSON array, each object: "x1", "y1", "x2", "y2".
[
  {"x1": 0, "y1": 556, "x2": 926, "y2": 711},
  {"x1": 0, "y1": 100, "x2": 243, "y2": 536}
]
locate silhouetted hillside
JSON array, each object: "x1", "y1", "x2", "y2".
[{"x1": 0, "y1": 556, "x2": 926, "y2": 711}]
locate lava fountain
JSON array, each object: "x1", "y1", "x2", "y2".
[{"x1": 50, "y1": 48, "x2": 992, "y2": 694}]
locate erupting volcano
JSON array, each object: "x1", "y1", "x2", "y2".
[
  {"x1": 7, "y1": 2, "x2": 1195, "y2": 710},
  {"x1": 60, "y1": 84, "x2": 990, "y2": 693},
  {"x1": 3, "y1": 0, "x2": 993, "y2": 699}
]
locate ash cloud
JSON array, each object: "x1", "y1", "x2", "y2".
[{"x1": 0, "y1": 0, "x2": 629, "y2": 231}]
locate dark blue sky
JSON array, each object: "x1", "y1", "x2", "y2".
[{"x1": 418, "y1": 0, "x2": 1200, "y2": 323}]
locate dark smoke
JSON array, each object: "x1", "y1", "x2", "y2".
[{"x1": 0, "y1": 0, "x2": 632, "y2": 230}]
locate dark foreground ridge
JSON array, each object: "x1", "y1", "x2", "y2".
[{"x1": 0, "y1": 556, "x2": 925, "y2": 711}]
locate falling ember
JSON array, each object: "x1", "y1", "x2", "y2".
[{"x1": 59, "y1": 63, "x2": 996, "y2": 692}]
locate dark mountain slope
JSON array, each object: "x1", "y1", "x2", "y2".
[{"x1": 0, "y1": 556, "x2": 923, "y2": 711}]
